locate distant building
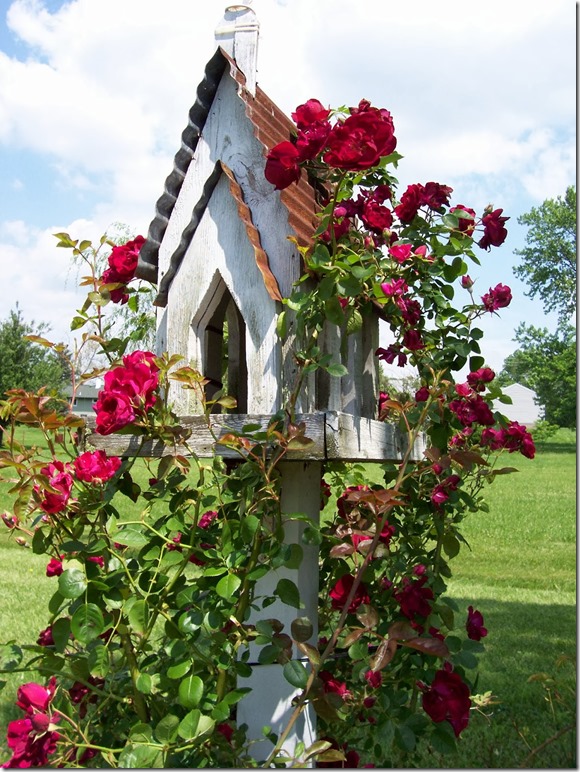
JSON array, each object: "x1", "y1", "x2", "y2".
[
  {"x1": 65, "y1": 384, "x2": 100, "y2": 418},
  {"x1": 498, "y1": 383, "x2": 542, "y2": 427}
]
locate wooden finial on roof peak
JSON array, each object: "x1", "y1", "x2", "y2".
[{"x1": 215, "y1": 2, "x2": 259, "y2": 96}]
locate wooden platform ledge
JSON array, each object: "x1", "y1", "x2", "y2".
[{"x1": 84, "y1": 412, "x2": 426, "y2": 463}]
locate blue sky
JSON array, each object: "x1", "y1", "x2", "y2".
[{"x1": 0, "y1": 0, "x2": 575, "y2": 373}]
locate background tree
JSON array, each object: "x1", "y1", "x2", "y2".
[
  {"x1": 499, "y1": 187, "x2": 576, "y2": 428},
  {"x1": 0, "y1": 306, "x2": 71, "y2": 399},
  {"x1": 513, "y1": 186, "x2": 576, "y2": 329},
  {"x1": 498, "y1": 323, "x2": 576, "y2": 428}
]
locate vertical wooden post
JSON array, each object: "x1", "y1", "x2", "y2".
[{"x1": 237, "y1": 461, "x2": 322, "y2": 764}]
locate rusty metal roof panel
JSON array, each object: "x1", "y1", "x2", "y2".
[{"x1": 137, "y1": 48, "x2": 319, "y2": 287}]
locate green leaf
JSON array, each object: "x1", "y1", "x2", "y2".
[
  {"x1": 118, "y1": 743, "x2": 163, "y2": 768},
  {"x1": 291, "y1": 617, "x2": 314, "y2": 643},
  {"x1": 88, "y1": 642, "x2": 109, "y2": 678},
  {"x1": 177, "y1": 709, "x2": 215, "y2": 741},
  {"x1": 178, "y1": 675, "x2": 204, "y2": 709},
  {"x1": 216, "y1": 574, "x2": 242, "y2": 600},
  {"x1": 442, "y1": 533, "x2": 460, "y2": 559},
  {"x1": 167, "y1": 660, "x2": 191, "y2": 680},
  {"x1": 128, "y1": 599, "x2": 149, "y2": 635},
  {"x1": 155, "y1": 714, "x2": 180, "y2": 744},
  {"x1": 283, "y1": 660, "x2": 309, "y2": 689},
  {"x1": 0, "y1": 643, "x2": 23, "y2": 671},
  {"x1": 115, "y1": 524, "x2": 148, "y2": 548},
  {"x1": 275, "y1": 578, "x2": 302, "y2": 609},
  {"x1": 276, "y1": 310, "x2": 288, "y2": 339},
  {"x1": 324, "y1": 296, "x2": 345, "y2": 327},
  {"x1": 326, "y1": 362, "x2": 348, "y2": 378},
  {"x1": 71, "y1": 603, "x2": 105, "y2": 643},
  {"x1": 242, "y1": 515, "x2": 260, "y2": 541},
  {"x1": 51, "y1": 617, "x2": 71, "y2": 653},
  {"x1": 58, "y1": 568, "x2": 87, "y2": 599},
  {"x1": 430, "y1": 721, "x2": 458, "y2": 754},
  {"x1": 136, "y1": 673, "x2": 152, "y2": 694}
]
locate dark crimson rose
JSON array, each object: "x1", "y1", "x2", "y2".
[
  {"x1": 329, "y1": 574, "x2": 370, "y2": 613},
  {"x1": 375, "y1": 344, "x2": 407, "y2": 367},
  {"x1": 5, "y1": 716, "x2": 60, "y2": 768},
  {"x1": 421, "y1": 181, "x2": 453, "y2": 210},
  {"x1": 396, "y1": 296, "x2": 422, "y2": 325},
  {"x1": 466, "y1": 367, "x2": 495, "y2": 391},
  {"x1": 394, "y1": 184, "x2": 424, "y2": 223},
  {"x1": 364, "y1": 670, "x2": 383, "y2": 689},
  {"x1": 323, "y1": 102, "x2": 396, "y2": 170},
  {"x1": 394, "y1": 576, "x2": 434, "y2": 619},
  {"x1": 478, "y1": 208, "x2": 509, "y2": 249},
  {"x1": 421, "y1": 668, "x2": 471, "y2": 737},
  {"x1": 481, "y1": 283, "x2": 512, "y2": 312},
  {"x1": 403, "y1": 328, "x2": 424, "y2": 351},
  {"x1": 451, "y1": 204, "x2": 476, "y2": 234},
  {"x1": 101, "y1": 267, "x2": 131, "y2": 304},
  {"x1": 265, "y1": 141, "x2": 301, "y2": 190},
  {"x1": 466, "y1": 605, "x2": 488, "y2": 641},
  {"x1": 430, "y1": 474, "x2": 461, "y2": 506},
  {"x1": 415, "y1": 386, "x2": 430, "y2": 402},
  {"x1": 360, "y1": 199, "x2": 393, "y2": 233},
  {"x1": 461, "y1": 274, "x2": 474, "y2": 289},
  {"x1": 481, "y1": 422, "x2": 536, "y2": 459},
  {"x1": 291, "y1": 98, "x2": 330, "y2": 128},
  {"x1": 37, "y1": 626, "x2": 55, "y2": 647},
  {"x1": 319, "y1": 670, "x2": 351, "y2": 700}
]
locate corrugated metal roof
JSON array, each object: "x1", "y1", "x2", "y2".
[{"x1": 136, "y1": 47, "x2": 320, "y2": 297}]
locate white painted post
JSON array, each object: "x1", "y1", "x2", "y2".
[{"x1": 237, "y1": 461, "x2": 322, "y2": 765}]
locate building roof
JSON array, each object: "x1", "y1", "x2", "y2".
[{"x1": 136, "y1": 47, "x2": 321, "y2": 298}]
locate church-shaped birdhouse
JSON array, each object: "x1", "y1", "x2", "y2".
[{"x1": 136, "y1": 4, "x2": 380, "y2": 427}]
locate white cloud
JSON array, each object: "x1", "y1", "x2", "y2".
[{"x1": 0, "y1": 0, "x2": 574, "y2": 357}]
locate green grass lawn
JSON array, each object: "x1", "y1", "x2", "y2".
[{"x1": 0, "y1": 427, "x2": 576, "y2": 767}]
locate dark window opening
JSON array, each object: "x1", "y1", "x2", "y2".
[{"x1": 203, "y1": 292, "x2": 247, "y2": 414}]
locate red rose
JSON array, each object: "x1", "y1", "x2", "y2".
[
  {"x1": 421, "y1": 668, "x2": 471, "y2": 737},
  {"x1": 466, "y1": 367, "x2": 495, "y2": 391},
  {"x1": 359, "y1": 199, "x2": 393, "y2": 233},
  {"x1": 296, "y1": 122, "x2": 332, "y2": 160},
  {"x1": 329, "y1": 574, "x2": 370, "y2": 613},
  {"x1": 94, "y1": 391, "x2": 136, "y2": 435},
  {"x1": 46, "y1": 557, "x2": 63, "y2": 577},
  {"x1": 323, "y1": 102, "x2": 396, "y2": 170},
  {"x1": 74, "y1": 449, "x2": 122, "y2": 484},
  {"x1": 478, "y1": 208, "x2": 509, "y2": 249},
  {"x1": 466, "y1": 605, "x2": 488, "y2": 641},
  {"x1": 481, "y1": 283, "x2": 512, "y2": 312},
  {"x1": 265, "y1": 141, "x2": 301, "y2": 190},
  {"x1": 394, "y1": 183, "x2": 424, "y2": 223},
  {"x1": 421, "y1": 181, "x2": 453, "y2": 210},
  {"x1": 291, "y1": 98, "x2": 330, "y2": 128},
  {"x1": 394, "y1": 576, "x2": 433, "y2": 619},
  {"x1": 108, "y1": 236, "x2": 144, "y2": 282},
  {"x1": 451, "y1": 204, "x2": 476, "y2": 235},
  {"x1": 35, "y1": 460, "x2": 74, "y2": 515}
]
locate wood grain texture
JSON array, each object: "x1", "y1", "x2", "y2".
[{"x1": 84, "y1": 412, "x2": 425, "y2": 463}]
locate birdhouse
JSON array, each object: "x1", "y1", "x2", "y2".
[
  {"x1": 136, "y1": 7, "x2": 381, "y2": 423},
  {"x1": 91, "y1": 3, "x2": 425, "y2": 763}
]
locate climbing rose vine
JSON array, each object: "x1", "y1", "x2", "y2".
[{"x1": 0, "y1": 97, "x2": 535, "y2": 768}]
